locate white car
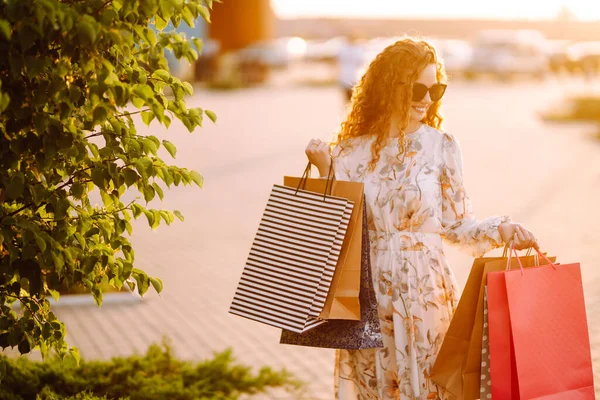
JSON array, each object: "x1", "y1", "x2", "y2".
[
  {"x1": 238, "y1": 36, "x2": 307, "y2": 69},
  {"x1": 304, "y1": 37, "x2": 345, "y2": 63},
  {"x1": 467, "y1": 29, "x2": 549, "y2": 79}
]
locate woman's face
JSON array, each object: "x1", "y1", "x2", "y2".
[{"x1": 407, "y1": 63, "x2": 438, "y2": 123}]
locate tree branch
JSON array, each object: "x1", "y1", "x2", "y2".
[
  {"x1": 5, "y1": 294, "x2": 46, "y2": 327},
  {"x1": 95, "y1": 0, "x2": 113, "y2": 14},
  {"x1": 83, "y1": 131, "x2": 103, "y2": 140},
  {"x1": 115, "y1": 109, "x2": 151, "y2": 118}
]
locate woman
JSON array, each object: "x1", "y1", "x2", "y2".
[{"x1": 305, "y1": 37, "x2": 538, "y2": 399}]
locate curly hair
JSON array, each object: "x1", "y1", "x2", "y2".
[{"x1": 334, "y1": 36, "x2": 447, "y2": 171}]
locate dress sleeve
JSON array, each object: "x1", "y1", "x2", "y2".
[{"x1": 440, "y1": 133, "x2": 510, "y2": 257}]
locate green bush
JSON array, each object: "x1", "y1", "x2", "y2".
[
  {"x1": 37, "y1": 390, "x2": 113, "y2": 400},
  {"x1": 542, "y1": 96, "x2": 600, "y2": 123},
  {"x1": 0, "y1": 339, "x2": 302, "y2": 400}
]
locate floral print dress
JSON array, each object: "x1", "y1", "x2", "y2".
[{"x1": 332, "y1": 124, "x2": 509, "y2": 400}]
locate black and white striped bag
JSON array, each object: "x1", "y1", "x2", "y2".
[{"x1": 229, "y1": 183, "x2": 354, "y2": 333}]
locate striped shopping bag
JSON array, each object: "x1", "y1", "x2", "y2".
[{"x1": 229, "y1": 183, "x2": 354, "y2": 333}]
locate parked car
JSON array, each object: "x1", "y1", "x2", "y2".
[
  {"x1": 466, "y1": 29, "x2": 549, "y2": 80},
  {"x1": 566, "y1": 41, "x2": 600, "y2": 75},
  {"x1": 237, "y1": 36, "x2": 307, "y2": 70},
  {"x1": 304, "y1": 37, "x2": 345, "y2": 64},
  {"x1": 546, "y1": 39, "x2": 574, "y2": 74}
]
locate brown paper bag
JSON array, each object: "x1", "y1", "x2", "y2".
[
  {"x1": 284, "y1": 176, "x2": 364, "y2": 320},
  {"x1": 431, "y1": 251, "x2": 555, "y2": 399}
]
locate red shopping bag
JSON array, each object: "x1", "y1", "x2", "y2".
[
  {"x1": 487, "y1": 271, "x2": 521, "y2": 399},
  {"x1": 490, "y1": 248, "x2": 595, "y2": 399}
]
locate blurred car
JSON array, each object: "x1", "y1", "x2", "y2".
[
  {"x1": 466, "y1": 29, "x2": 549, "y2": 80},
  {"x1": 237, "y1": 36, "x2": 307, "y2": 69},
  {"x1": 546, "y1": 39, "x2": 575, "y2": 74},
  {"x1": 304, "y1": 37, "x2": 345, "y2": 64},
  {"x1": 430, "y1": 38, "x2": 473, "y2": 77},
  {"x1": 566, "y1": 41, "x2": 600, "y2": 75}
]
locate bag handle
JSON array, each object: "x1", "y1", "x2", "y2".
[
  {"x1": 505, "y1": 241, "x2": 557, "y2": 274},
  {"x1": 295, "y1": 158, "x2": 335, "y2": 201}
]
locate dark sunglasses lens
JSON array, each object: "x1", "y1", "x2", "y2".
[
  {"x1": 412, "y1": 83, "x2": 428, "y2": 102},
  {"x1": 429, "y1": 84, "x2": 447, "y2": 101}
]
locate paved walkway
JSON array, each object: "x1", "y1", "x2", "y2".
[{"x1": 9, "y1": 77, "x2": 600, "y2": 398}]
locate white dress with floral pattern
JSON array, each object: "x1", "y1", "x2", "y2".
[{"x1": 332, "y1": 124, "x2": 508, "y2": 400}]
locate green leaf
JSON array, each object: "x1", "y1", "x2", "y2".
[
  {"x1": 35, "y1": 234, "x2": 47, "y2": 252},
  {"x1": 6, "y1": 172, "x2": 25, "y2": 200},
  {"x1": 205, "y1": 109, "x2": 217, "y2": 123},
  {"x1": 71, "y1": 183, "x2": 84, "y2": 198},
  {"x1": 182, "y1": 82, "x2": 193, "y2": 95},
  {"x1": 134, "y1": 158, "x2": 152, "y2": 179},
  {"x1": 34, "y1": 113, "x2": 49, "y2": 134},
  {"x1": 171, "y1": 84, "x2": 184, "y2": 101},
  {"x1": 159, "y1": 210, "x2": 173, "y2": 225},
  {"x1": 78, "y1": 21, "x2": 97, "y2": 44},
  {"x1": 0, "y1": 92, "x2": 10, "y2": 113},
  {"x1": 123, "y1": 168, "x2": 139, "y2": 187},
  {"x1": 125, "y1": 221, "x2": 133, "y2": 235},
  {"x1": 0, "y1": 360, "x2": 5, "y2": 383},
  {"x1": 48, "y1": 289, "x2": 60, "y2": 302},
  {"x1": 100, "y1": 190, "x2": 114, "y2": 207},
  {"x1": 18, "y1": 339, "x2": 30, "y2": 355},
  {"x1": 149, "y1": 277, "x2": 163, "y2": 294},
  {"x1": 162, "y1": 140, "x2": 177, "y2": 158},
  {"x1": 91, "y1": 168, "x2": 107, "y2": 188},
  {"x1": 88, "y1": 143, "x2": 100, "y2": 158},
  {"x1": 143, "y1": 185, "x2": 155, "y2": 203},
  {"x1": 131, "y1": 204, "x2": 143, "y2": 219},
  {"x1": 151, "y1": 183, "x2": 163, "y2": 201},
  {"x1": 182, "y1": 6, "x2": 195, "y2": 27},
  {"x1": 93, "y1": 106, "x2": 108, "y2": 125},
  {"x1": 141, "y1": 111, "x2": 154, "y2": 126},
  {"x1": 154, "y1": 15, "x2": 168, "y2": 30},
  {"x1": 152, "y1": 69, "x2": 172, "y2": 83},
  {"x1": 133, "y1": 270, "x2": 150, "y2": 296},
  {"x1": 0, "y1": 20, "x2": 11, "y2": 40},
  {"x1": 74, "y1": 232, "x2": 86, "y2": 249},
  {"x1": 199, "y1": 5, "x2": 211, "y2": 22},
  {"x1": 69, "y1": 347, "x2": 81, "y2": 366},
  {"x1": 189, "y1": 170, "x2": 204, "y2": 188},
  {"x1": 192, "y1": 38, "x2": 203, "y2": 53},
  {"x1": 144, "y1": 27, "x2": 157, "y2": 47},
  {"x1": 142, "y1": 138, "x2": 158, "y2": 155},
  {"x1": 133, "y1": 84, "x2": 154, "y2": 100},
  {"x1": 143, "y1": 209, "x2": 155, "y2": 227},
  {"x1": 173, "y1": 210, "x2": 184, "y2": 222}
]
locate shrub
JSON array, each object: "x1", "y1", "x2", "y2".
[{"x1": 0, "y1": 339, "x2": 302, "y2": 400}]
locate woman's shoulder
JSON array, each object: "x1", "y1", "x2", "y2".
[
  {"x1": 421, "y1": 124, "x2": 451, "y2": 139},
  {"x1": 420, "y1": 125, "x2": 460, "y2": 148}
]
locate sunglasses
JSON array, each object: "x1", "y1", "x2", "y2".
[{"x1": 410, "y1": 83, "x2": 447, "y2": 102}]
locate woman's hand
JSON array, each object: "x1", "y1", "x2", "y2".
[
  {"x1": 305, "y1": 139, "x2": 332, "y2": 177},
  {"x1": 498, "y1": 222, "x2": 539, "y2": 250}
]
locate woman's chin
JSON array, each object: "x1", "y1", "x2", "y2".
[{"x1": 409, "y1": 110, "x2": 426, "y2": 122}]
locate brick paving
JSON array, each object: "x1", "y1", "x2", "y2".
[{"x1": 6, "y1": 77, "x2": 600, "y2": 398}]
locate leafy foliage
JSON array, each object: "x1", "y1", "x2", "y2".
[
  {"x1": 0, "y1": 0, "x2": 216, "y2": 367},
  {"x1": 0, "y1": 339, "x2": 302, "y2": 400}
]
